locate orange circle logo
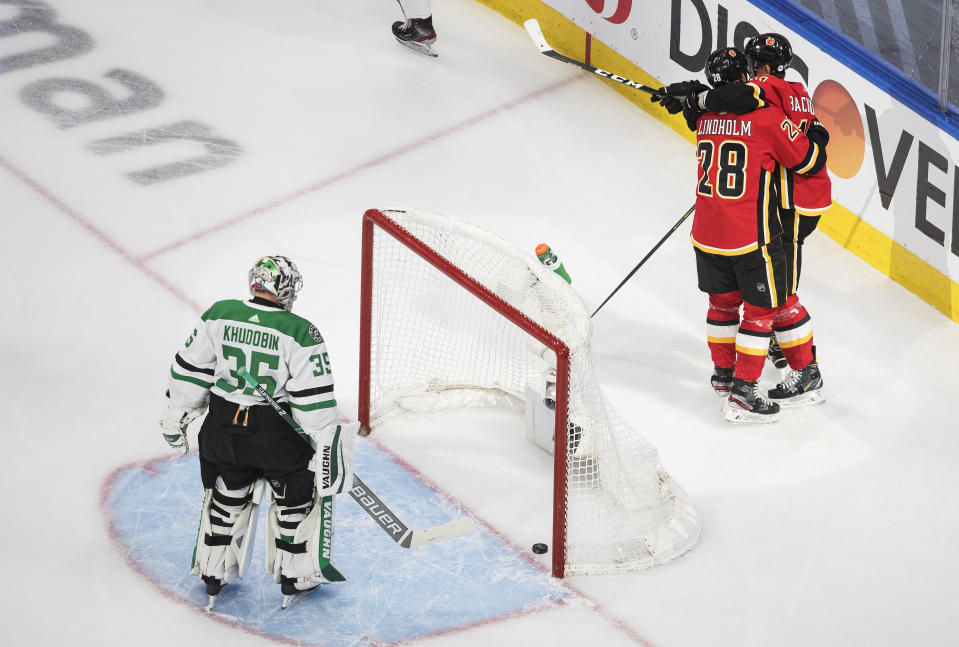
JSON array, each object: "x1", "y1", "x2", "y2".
[{"x1": 812, "y1": 79, "x2": 865, "y2": 179}]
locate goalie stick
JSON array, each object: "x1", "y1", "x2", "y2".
[
  {"x1": 524, "y1": 19, "x2": 662, "y2": 96},
  {"x1": 237, "y1": 369, "x2": 476, "y2": 548}
]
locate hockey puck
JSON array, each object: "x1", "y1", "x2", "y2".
[{"x1": 532, "y1": 542, "x2": 548, "y2": 554}]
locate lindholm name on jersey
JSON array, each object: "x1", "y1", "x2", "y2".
[{"x1": 697, "y1": 117, "x2": 753, "y2": 137}]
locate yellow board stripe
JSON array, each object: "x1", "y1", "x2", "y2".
[{"x1": 478, "y1": 0, "x2": 959, "y2": 324}]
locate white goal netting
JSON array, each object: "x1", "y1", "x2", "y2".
[{"x1": 364, "y1": 208, "x2": 700, "y2": 575}]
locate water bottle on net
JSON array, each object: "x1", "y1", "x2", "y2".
[{"x1": 535, "y1": 243, "x2": 572, "y2": 284}]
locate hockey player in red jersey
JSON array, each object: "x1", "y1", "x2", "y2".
[
  {"x1": 660, "y1": 34, "x2": 830, "y2": 382},
  {"x1": 688, "y1": 34, "x2": 830, "y2": 288},
  {"x1": 654, "y1": 47, "x2": 828, "y2": 422}
]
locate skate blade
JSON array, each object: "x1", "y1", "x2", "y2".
[
  {"x1": 722, "y1": 401, "x2": 779, "y2": 424},
  {"x1": 772, "y1": 388, "x2": 825, "y2": 409},
  {"x1": 395, "y1": 38, "x2": 438, "y2": 57},
  {"x1": 281, "y1": 586, "x2": 320, "y2": 610}
]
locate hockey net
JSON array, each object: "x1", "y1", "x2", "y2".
[{"x1": 358, "y1": 208, "x2": 700, "y2": 576}]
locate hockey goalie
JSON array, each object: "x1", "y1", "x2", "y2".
[{"x1": 159, "y1": 255, "x2": 357, "y2": 610}]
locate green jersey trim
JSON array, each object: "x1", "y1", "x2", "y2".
[
  {"x1": 201, "y1": 300, "x2": 323, "y2": 347},
  {"x1": 289, "y1": 399, "x2": 338, "y2": 412}
]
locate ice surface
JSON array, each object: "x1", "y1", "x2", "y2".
[{"x1": 2, "y1": 1, "x2": 958, "y2": 646}]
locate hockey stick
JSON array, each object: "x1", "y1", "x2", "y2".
[
  {"x1": 237, "y1": 369, "x2": 476, "y2": 548},
  {"x1": 591, "y1": 204, "x2": 695, "y2": 317},
  {"x1": 524, "y1": 19, "x2": 662, "y2": 96}
]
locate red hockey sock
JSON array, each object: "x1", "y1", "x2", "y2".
[
  {"x1": 707, "y1": 291, "x2": 741, "y2": 369},
  {"x1": 736, "y1": 302, "x2": 776, "y2": 381},
  {"x1": 773, "y1": 293, "x2": 814, "y2": 369}
]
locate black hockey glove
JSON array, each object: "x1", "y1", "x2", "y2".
[
  {"x1": 664, "y1": 80, "x2": 699, "y2": 96},
  {"x1": 682, "y1": 100, "x2": 703, "y2": 132},
  {"x1": 805, "y1": 119, "x2": 830, "y2": 147},
  {"x1": 650, "y1": 88, "x2": 684, "y2": 115},
  {"x1": 665, "y1": 80, "x2": 711, "y2": 109}
]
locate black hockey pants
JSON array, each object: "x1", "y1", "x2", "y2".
[{"x1": 198, "y1": 393, "x2": 315, "y2": 508}]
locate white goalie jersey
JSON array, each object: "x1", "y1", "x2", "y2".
[{"x1": 167, "y1": 298, "x2": 339, "y2": 434}]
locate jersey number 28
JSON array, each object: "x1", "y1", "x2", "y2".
[{"x1": 697, "y1": 141, "x2": 747, "y2": 199}]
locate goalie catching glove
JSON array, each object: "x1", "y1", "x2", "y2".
[
  {"x1": 159, "y1": 395, "x2": 208, "y2": 454},
  {"x1": 307, "y1": 421, "x2": 359, "y2": 497}
]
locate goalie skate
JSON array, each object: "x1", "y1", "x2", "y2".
[
  {"x1": 392, "y1": 17, "x2": 437, "y2": 57},
  {"x1": 280, "y1": 581, "x2": 321, "y2": 610},
  {"x1": 204, "y1": 577, "x2": 224, "y2": 612}
]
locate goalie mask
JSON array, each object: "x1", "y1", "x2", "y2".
[
  {"x1": 705, "y1": 47, "x2": 750, "y2": 88},
  {"x1": 249, "y1": 255, "x2": 303, "y2": 311},
  {"x1": 744, "y1": 33, "x2": 792, "y2": 74}
]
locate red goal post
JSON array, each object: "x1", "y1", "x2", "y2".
[{"x1": 358, "y1": 208, "x2": 700, "y2": 577}]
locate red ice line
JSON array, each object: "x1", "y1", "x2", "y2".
[
  {"x1": 104, "y1": 444, "x2": 657, "y2": 647},
  {"x1": 138, "y1": 75, "x2": 579, "y2": 263},
  {"x1": 0, "y1": 154, "x2": 206, "y2": 313},
  {"x1": 11, "y1": 74, "x2": 655, "y2": 646},
  {"x1": 2, "y1": 77, "x2": 576, "y2": 314}
]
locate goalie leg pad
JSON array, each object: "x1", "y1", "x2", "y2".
[
  {"x1": 191, "y1": 477, "x2": 258, "y2": 585},
  {"x1": 266, "y1": 494, "x2": 346, "y2": 588}
]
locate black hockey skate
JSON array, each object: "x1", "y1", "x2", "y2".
[
  {"x1": 710, "y1": 365, "x2": 734, "y2": 397},
  {"x1": 392, "y1": 16, "x2": 437, "y2": 57},
  {"x1": 767, "y1": 334, "x2": 789, "y2": 371},
  {"x1": 767, "y1": 347, "x2": 824, "y2": 408},
  {"x1": 723, "y1": 377, "x2": 780, "y2": 423}
]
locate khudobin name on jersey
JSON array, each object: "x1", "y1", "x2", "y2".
[
  {"x1": 221, "y1": 325, "x2": 281, "y2": 351},
  {"x1": 167, "y1": 299, "x2": 339, "y2": 434}
]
